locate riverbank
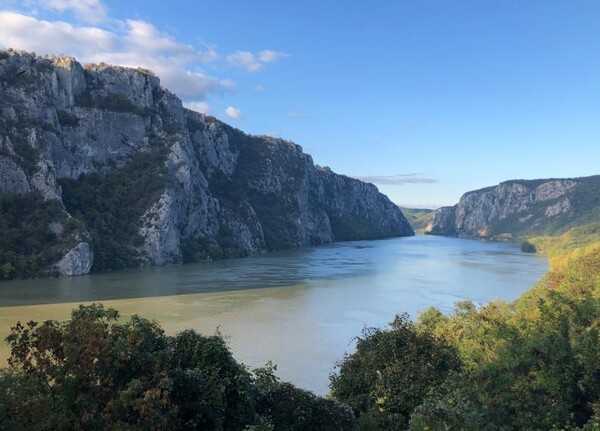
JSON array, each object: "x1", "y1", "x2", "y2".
[{"x1": 0, "y1": 236, "x2": 545, "y2": 394}]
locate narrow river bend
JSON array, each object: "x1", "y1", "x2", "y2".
[{"x1": 0, "y1": 235, "x2": 547, "y2": 394}]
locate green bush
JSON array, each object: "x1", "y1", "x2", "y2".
[
  {"x1": 328, "y1": 244, "x2": 600, "y2": 431},
  {"x1": 410, "y1": 292, "x2": 600, "y2": 430},
  {"x1": 59, "y1": 149, "x2": 168, "y2": 272},
  {"x1": 406, "y1": 246, "x2": 600, "y2": 431},
  {"x1": 0, "y1": 192, "x2": 74, "y2": 279},
  {"x1": 254, "y1": 363, "x2": 357, "y2": 431},
  {"x1": 0, "y1": 304, "x2": 357, "y2": 431},
  {"x1": 330, "y1": 314, "x2": 461, "y2": 430},
  {"x1": 521, "y1": 240, "x2": 537, "y2": 253}
]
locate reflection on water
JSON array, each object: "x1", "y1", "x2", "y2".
[{"x1": 0, "y1": 235, "x2": 547, "y2": 394}]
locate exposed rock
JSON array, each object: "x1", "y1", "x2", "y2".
[
  {"x1": 54, "y1": 242, "x2": 93, "y2": 276},
  {"x1": 0, "y1": 49, "x2": 413, "y2": 277},
  {"x1": 0, "y1": 156, "x2": 30, "y2": 194},
  {"x1": 425, "y1": 206, "x2": 456, "y2": 236},
  {"x1": 545, "y1": 198, "x2": 571, "y2": 218},
  {"x1": 426, "y1": 176, "x2": 600, "y2": 239}
]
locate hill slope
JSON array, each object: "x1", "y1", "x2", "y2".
[
  {"x1": 399, "y1": 207, "x2": 434, "y2": 233},
  {"x1": 425, "y1": 176, "x2": 600, "y2": 240},
  {"x1": 0, "y1": 49, "x2": 413, "y2": 279}
]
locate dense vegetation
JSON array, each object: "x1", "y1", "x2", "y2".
[
  {"x1": 59, "y1": 149, "x2": 168, "y2": 272},
  {"x1": 529, "y1": 222, "x2": 600, "y2": 261},
  {"x1": 0, "y1": 304, "x2": 355, "y2": 431},
  {"x1": 520, "y1": 239, "x2": 537, "y2": 253},
  {"x1": 330, "y1": 314, "x2": 460, "y2": 430},
  {"x1": 0, "y1": 192, "x2": 78, "y2": 280},
  {"x1": 2, "y1": 223, "x2": 599, "y2": 429},
  {"x1": 330, "y1": 234, "x2": 600, "y2": 430}
]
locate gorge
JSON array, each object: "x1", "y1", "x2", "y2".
[{"x1": 0, "y1": 49, "x2": 413, "y2": 280}]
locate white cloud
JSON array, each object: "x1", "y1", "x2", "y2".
[
  {"x1": 43, "y1": 0, "x2": 107, "y2": 23},
  {"x1": 227, "y1": 49, "x2": 286, "y2": 72},
  {"x1": 0, "y1": 6, "x2": 289, "y2": 107},
  {"x1": 0, "y1": 11, "x2": 114, "y2": 54},
  {"x1": 258, "y1": 49, "x2": 286, "y2": 63},
  {"x1": 354, "y1": 174, "x2": 438, "y2": 185},
  {"x1": 184, "y1": 101, "x2": 210, "y2": 114},
  {"x1": 225, "y1": 106, "x2": 241, "y2": 119},
  {"x1": 227, "y1": 51, "x2": 261, "y2": 72},
  {"x1": 0, "y1": 11, "x2": 230, "y2": 100}
]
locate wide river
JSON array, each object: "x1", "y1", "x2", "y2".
[{"x1": 0, "y1": 235, "x2": 547, "y2": 394}]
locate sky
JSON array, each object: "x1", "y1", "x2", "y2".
[{"x1": 1, "y1": 0, "x2": 599, "y2": 208}]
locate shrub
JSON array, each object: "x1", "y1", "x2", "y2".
[
  {"x1": 521, "y1": 240, "x2": 537, "y2": 253},
  {"x1": 0, "y1": 192, "x2": 74, "y2": 279},
  {"x1": 59, "y1": 148, "x2": 168, "y2": 272},
  {"x1": 57, "y1": 109, "x2": 80, "y2": 127},
  {"x1": 330, "y1": 314, "x2": 461, "y2": 430},
  {"x1": 255, "y1": 363, "x2": 357, "y2": 431},
  {"x1": 408, "y1": 246, "x2": 600, "y2": 431},
  {"x1": 0, "y1": 304, "x2": 358, "y2": 431}
]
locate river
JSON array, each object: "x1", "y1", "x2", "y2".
[{"x1": 0, "y1": 235, "x2": 547, "y2": 394}]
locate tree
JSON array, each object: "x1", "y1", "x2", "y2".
[
  {"x1": 329, "y1": 314, "x2": 460, "y2": 430},
  {"x1": 254, "y1": 363, "x2": 357, "y2": 431},
  {"x1": 1, "y1": 304, "x2": 358, "y2": 431}
]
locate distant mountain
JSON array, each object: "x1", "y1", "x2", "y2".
[
  {"x1": 399, "y1": 207, "x2": 434, "y2": 233},
  {"x1": 0, "y1": 49, "x2": 413, "y2": 279},
  {"x1": 426, "y1": 176, "x2": 600, "y2": 240}
]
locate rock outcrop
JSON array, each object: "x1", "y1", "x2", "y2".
[
  {"x1": 0, "y1": 49, "x2": 413, "y2": 277},
  {"x1": 426, "y1": 176, "x2": 600, "y2": 239}
]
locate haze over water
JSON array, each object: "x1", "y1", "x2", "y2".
[{"x1": 0, "y1": 235, "x2": 547, "y2": 394}]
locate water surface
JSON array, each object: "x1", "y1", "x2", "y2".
[{"x1": 0, "y1": 235, "x2": 547, "y2": 394}]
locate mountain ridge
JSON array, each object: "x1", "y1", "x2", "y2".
[
  {"x1": 0, "y1": 49, "x2": 413, "y2": 279},
  {"x1": 426, "y1": 175, "x2": 600, "y2": 240}
]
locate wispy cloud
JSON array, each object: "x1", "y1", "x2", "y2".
[
  {"x1": 184, "y1": 101, "x2": 210, "y2": 114},
  {"x1": 225, "y1": 106, "x2": 241, "y2": 119},
  {"x1": 354, "y1": 173, "x2": 438, "y2": 185},
  {"x1": 227, "y1": 49, "x2": 287, "y2": 72},
  {"x1": 0, "y1": 1, "x2": 288, "y2": 105},
  {"x1": 42, "y1": 0, "x2": 107, "y2": 23},
  {"x1": 0, "y1": 11, "x2": 230, "y2": 100}
]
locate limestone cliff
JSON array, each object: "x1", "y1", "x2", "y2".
[
  {"x1": 426, "y1": 176, "x2": 600, "y2": 239},
  {"x1": 0, "y1": 49, "x2": 413, "y2": 278}
]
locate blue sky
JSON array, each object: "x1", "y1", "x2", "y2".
[{"x1": 1, "y1": 1, "x2": 599, "y2": 207}]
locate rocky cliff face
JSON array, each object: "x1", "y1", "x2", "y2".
[
  {"x1": 0, "y1": 49, "x2": 413, "y2": 278},
  {"x1": 426, "y1": 177, "x2": 600, "y2": 239}
]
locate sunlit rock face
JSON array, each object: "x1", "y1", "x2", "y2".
[
  {"x1": 0, "y1": 49, "x2": 413, "y2": 276},
  {"x1": 426, "y1": 177, "x2": 600, "y2": 239}
]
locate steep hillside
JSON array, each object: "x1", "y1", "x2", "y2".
[
  {"x1": 0, "y1": 49, "x2": 413, "y2": 279},
  {"x1": 426, "y1": 176, "x2": 600, "y2": 240},
  {"x1": 399, "y1": 207, "x2": 434, "y2": 233}
]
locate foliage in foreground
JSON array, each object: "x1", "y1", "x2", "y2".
[
  {"x1": 330, "y1": 314, "x2": 460, "y2": 430},
  {"x1": 0, "y1": 304, "x2": 356, "y2": 431},
  {"x1": 2, "y1": 231, "x2": 600, "y2": 430},
  {"x1": 330, "y1": 244, "x2": 600, "y2": 430}
]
